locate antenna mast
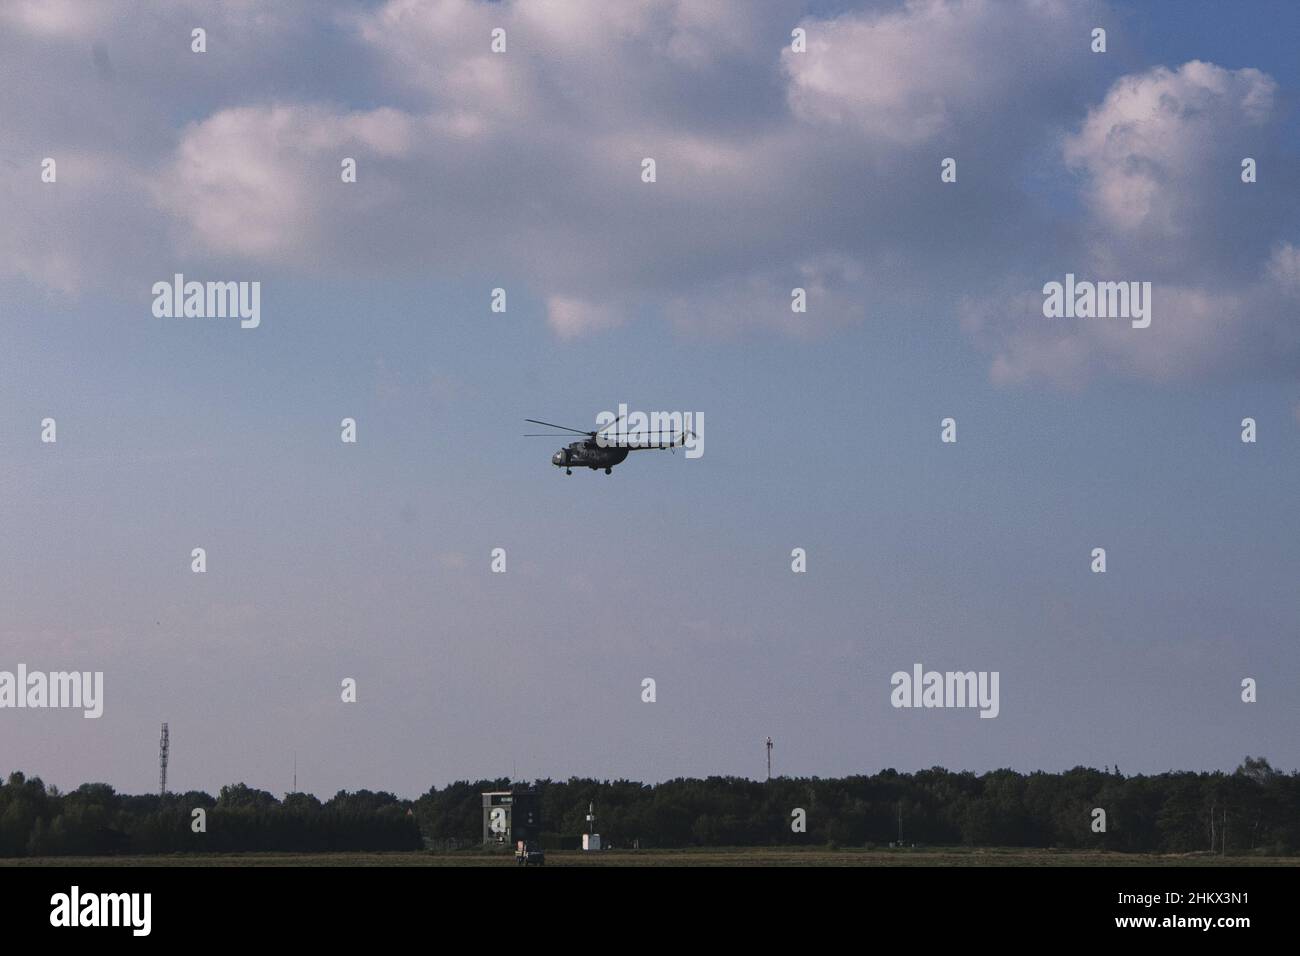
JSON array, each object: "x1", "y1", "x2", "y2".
[
  {"x1": 766, "y1": 736, "x2": 773, "y2": 780},
  {"x1": 159, "y1": 723, "x2": 169, "y2": 796}
]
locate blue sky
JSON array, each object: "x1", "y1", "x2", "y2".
[{"x1": 1, "y1": 0, "x2": 1298, "y2": 799}]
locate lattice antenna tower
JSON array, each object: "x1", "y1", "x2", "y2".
[{"x1": 159, "y1": 722, "x2": 169, "y2": 796}]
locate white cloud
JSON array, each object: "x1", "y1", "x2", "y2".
[
  {"x1": 975, "y1": 271, "x2": 1300, "y2": 387},
  {"x1": 973, "y1": 60, "x2": 1299, "y2": 385},
  {"x1": 0, "y1": 0, "x2": 115, "y2": 38},
  {"x1": 2, "y1": 0, "x2": 1296, "y2": 380},
  {"x1": 1063, "y1": 60, "x2": 1277, "y2": 239},
  {"x1": 546, "y1": 295, "x2": 625, "y2": 339},
  {"x1": 153, "y1": 105, "x2": 416, "y2": 261},
  {"x1": 135, "y1": 0, "x2": 1099, "y2": 341},
  {"x1": 783, "y1": 0, "x2": 1081, "y2": 144}
]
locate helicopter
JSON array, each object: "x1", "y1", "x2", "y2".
[{"x1": 525, "y1": 416, "x2": 693, "y2": 474}]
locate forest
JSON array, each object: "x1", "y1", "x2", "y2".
[{"x1": 1, "y1": 757, "x2": 1295, "y2": 857}]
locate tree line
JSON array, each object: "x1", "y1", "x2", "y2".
[
  {"x1": 2, "y1": 757, "x2": 1295, "y2": 856},
  {"x1": 0, "y1": 777, "x2": 420, "y2": 856}
]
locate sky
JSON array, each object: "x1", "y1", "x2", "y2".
[{"x1": 1, "y1": 0, "x2": 1298, "y2": 800}]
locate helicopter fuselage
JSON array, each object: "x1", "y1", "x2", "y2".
[{"x1": 553, "y1": 440, "x2": 630, "y2": 473}]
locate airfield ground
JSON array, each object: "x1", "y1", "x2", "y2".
[{"x1": 5, "y1": 847, "x2": 1297, "y2": 867}]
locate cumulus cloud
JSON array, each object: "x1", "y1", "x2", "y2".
[
  {"x1": 1063, "y1": 61, "x2": 1278, "y2": 256},
  {"x1": 136, "y1": 0, "x2": 1103, "y2": 340},
  {"x1": 0, "y1": 0, "x2": 1097, "y2": 334},
  {"x1": 2, "y1": 0, "x2": 1296, "y2": 382},
  {"x1": 783, "y1": 0, "x2": 1089, "y2": 145},
  {"x1": 154, "y1": 105, "x2": 417, "y2": 261},
  {"x1": 975, "y1": 266, "x2": 1300, "y2": 389},
  {"x1": 974, "y1": 60, "x2": 1300, "y2": 385}
]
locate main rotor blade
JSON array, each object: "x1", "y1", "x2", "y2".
[
  {"x1": 592, "y1": 413, "x2": 625, "y2": 436},
  {"x1": 524, "y1": 419, "x2": 593, "y2": 436}
]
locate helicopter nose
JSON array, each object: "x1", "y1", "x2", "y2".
[{"x1": 552, "y1": 451, "x2": 563, "y2": 466}]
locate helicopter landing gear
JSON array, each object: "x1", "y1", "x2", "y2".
[
  {"x1": 604, "y1": 467, "x2": 612, "y2": 475},
  {"x1": 565, "y1": 468, "x2": 572, "y2": 475}
]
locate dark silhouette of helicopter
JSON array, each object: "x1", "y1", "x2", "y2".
[{"x1": 525, "y1": 417, "x2": 693, "y2": 475}]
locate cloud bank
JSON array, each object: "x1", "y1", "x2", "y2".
[{"x1": 2, "y1": 0, "x2": 1296, "y2": 383}]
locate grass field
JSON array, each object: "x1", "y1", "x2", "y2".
[{"x1": 5, "y1": 847, "x2": 1298, "y2": 867}]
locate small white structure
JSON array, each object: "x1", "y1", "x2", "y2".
[{"x1": 583, "y1": 801, "x2": 600, "y2": 850}]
